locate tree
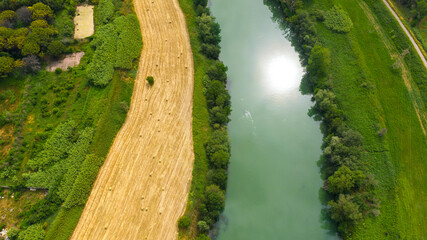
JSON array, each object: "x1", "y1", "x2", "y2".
[
  {"x1": 18, "y1": 224, "x2": 45, "y2": 240},
  {"x1": 98, "y1": 0, "x2": 115, "y2": 24},
  {"x1": 204, "y1": 185, "x2": 225, "y2": 221},
  {"x1": 21, "y1": 40, "x2": 40, "y2": 56},
  {"x1": 307, "y1": 45, "x2": 330, "y2": 83},
  {"x1": 0, "y1": 10, "x2": 16, "y2": 27},
  {"x1": 329, "y1": 194, "x2": 363, "y2": 232},
  {"x1": 197, "y1": 221, "x2": 209, "y2": 233},
  {"x1": 146, "y1": 76, "x2": 154, "y2": 86},
  {"x1": 0, "y1": 56, "x2": 20, "y2": 76},
  {"x1": 16, "y1": 7, "x2": 32, "y2": 26},
  {"x1": 209, "y1": 150, "x2": 229, "y2": 169},
  {"x1": 22, "y1": 55, "x2": 41, "y2": 72},
  {"x1": 29, "y1": 3, "x2": 54, "y2": 21},
  {"x1": 206, "y1": 60, "x2": 228, "y2": 82},
  {"x1": 178, "y1": 216, "x2": 190, "y2": 229},
  {"x1": 327, "y1": 165, "x2": 355, "y2": 194},
  {"x1": 207, "y1": 169, "x2": 227, "y2": 190},
  {"x1": 201, "y1": 43, "x2": 220, "y2": 59},
  {"x1": 280, "y1": 0, "x2": 303, "y2": 13},
  {"x1": 47, "y1": 40, "x2": 65, "y2": 57}
]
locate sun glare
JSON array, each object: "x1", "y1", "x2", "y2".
[{"x1": 262, "y1": 55, "x2": 302, "y2": 96}]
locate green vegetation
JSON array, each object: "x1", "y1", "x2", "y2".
[
  {"x1": 391, "y1": 0, "x2": 427, "y2": 53},
  {"x1": 0, "y1": 0, "x2": 142, "y2": 238},
  {"x1": 88, "y1": 10, "x2": 142, "y2": 86},
  {"x1": 146, "y1": 76, "x2": 154, "y2": 86},
  {"x1": 272, "y1": 0, "x2": 426, "y2": 238},
  {"x1": 178, "y1": 0, "x2": 231, "y2": 238},
  {"x1": 324, "y1": 6, "x2": 353, "y2": 33},
  {"x1": 178, "y1": 216, "x2": 191, "y2": 229}
]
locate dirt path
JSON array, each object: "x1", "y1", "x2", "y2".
[
  {"x1": 70, "y1": 0, "x2": 194, "y2": 239},
  {"x1": 382, "y1": 0, "x2": 427, "y2": 68}
]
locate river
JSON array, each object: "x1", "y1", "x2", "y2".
[{"x1": 210, "y1": 0, "x2": 337, "y2": 239}]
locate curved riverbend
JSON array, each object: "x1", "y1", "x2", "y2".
[{"x1": 210, "y1": 0, "x2": 337, "y2": 239}]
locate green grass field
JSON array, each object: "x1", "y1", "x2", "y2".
[{"x1": 303, "y1": 0, "x2": 426, "y2": 238}]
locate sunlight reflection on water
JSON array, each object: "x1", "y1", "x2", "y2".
[{"x1": 257, "y1": 47, "x2": 303, "y2": 103}]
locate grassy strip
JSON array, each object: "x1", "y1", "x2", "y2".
[{"x1": 177, "y1": 0, "x2": 212, "y2": 238}]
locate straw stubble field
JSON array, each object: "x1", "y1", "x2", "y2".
[{"x1": 70, "y1": 0, "x2": 195, "y2": 238}]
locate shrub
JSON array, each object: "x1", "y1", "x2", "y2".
[
  {"x1": 324, "y1": 6, "x2": 353, "y2": 33},
  {"x1": 47, "y1": 40, "x2": 65, "y2": 57},
  {"x1": 114, "y1": 15, "x2": 143, "y2": 69},
  {"x1": 57, "y1": 128, "x2": 94, "y2": 200},
  {"x1": 7, "y1": 227, "x2": 19, "y2": 240},
  {"x1": 18, "y1": 223, "x2": 45, "y2": 240},
  {"x1": 207, "y1": 169, "x2": 228, "y2": 190},
  {"x1": 30, "y1": 3, "x2": 54, "y2": 21},
  {"x1": 87, "y1": 24, "x2": 116, "y2": 87},
  {"x1": 203, "y1": 185, "x2": 225, "y2": 222},
  {"x1": 209, "y1": 150, "x2": 229, "y2": 169},
  {"x1": 197, "y1": 221, "x2": 209, "y2": 233},
  {"x1": 26, "y1": 121, "x2": 75, "y2": 171},
  {"x1": 63, "y1": 154, "x2": 104, "y2": 208},
  {"x1": 329, "y1": 194, "x2": 363, "y2": 233},
  {"x1": 55, "y1": 68, "x2": 62, "y2": 74},
  {"x1": 178, "y1": 216, "x2": 191, "y2": 229},
  {"x1": 97, "y1": 0, "x2": 115, "y2": 24},
  {"x1": 22, "y1": 55, "x2": 41, "y2": 72},
  {"x1": 327, "y1": 166, "x2": 355, "y2": 194},
  {"x1": 146, "y1": 76, "x2": 154, "y2": 86}
]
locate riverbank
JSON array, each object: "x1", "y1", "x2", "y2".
[
  {"x1": 177, "y1": 0, "x2": 232, "y2": 239},
  {"x1": 275, "y1": 0, "x2": 426, "y2": 238}
]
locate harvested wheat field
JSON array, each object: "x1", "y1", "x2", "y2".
[{"x1": 70, "y1": 0, "x2": 194, "y2": 239}]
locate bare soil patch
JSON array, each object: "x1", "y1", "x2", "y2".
[
  {"x1": 74, "y1": 5, "x2": 94, "y2": 39},
  {"x1": 46, "y1": 52, "x2": 85, "y2": 72},
  {"x1": 70, "y1": 0, "x2": 195, "y2": 239}
]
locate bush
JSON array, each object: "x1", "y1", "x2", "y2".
[
  {"x1": 97, "y1": 0, "x2": 115, "y2": 24},
  {"x1": 114, "y1": 14, "x2": 143, "y2": 69},
  {"x1": 203, "y1": 185, "x2": 225, "y2": 222},
  {"x1": 26, "y1": 121, "x2": 75, "y2": 171},
  {"x1": 87, "y1": 24, "x2": 116, "y2": 87},
  {"x1": 146, "y1": 76, "x2": 154, "y2": 86},
  {"x1": 197, "y1": 220, "x2": 209, "y2": 232},
  {"x1": 8, "y1": 227, "x2": 19, "y2": 240},
  {"x1": 178, "y1": 216, "x2": 191, "y2": 229},
  {"x1": 329, "y1": 194, "x2": 363, "y2": 233},
  {"x1": 18, "y1": 223, "x2": 45, "y2": 240},
  {"x1": 30, "y1": 3, "x2": 54, "y2": 21},
  {"x1": 324, "y1": 6, "x2": 353, "y2": 33},
  {"x1": 207, "y1": 169, "x2": 227, "y2": 190},
  {"x1": 62, "y1": 154, "x2": 104, "y2": 208}
]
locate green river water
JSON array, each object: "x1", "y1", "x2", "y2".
[{"x1": 210, "y1": 0, "x2": 338, "y2": 239}]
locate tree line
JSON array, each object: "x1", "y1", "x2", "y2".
[
  {"x1": 395, "y1": 0, "x2": 427, "y2": 24},
  {"x1": 275, "y1": 0, "x2": 379, "y2": 237},
  {"x1": 177, "y1": 1, "x2": 231, "y2": 240}
]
